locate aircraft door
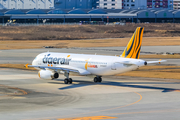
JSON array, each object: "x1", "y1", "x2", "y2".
[
  {"x1": 111, "y1": 62, "x2": 116, "y2": 70},
  {"x1": 37, "y1": 58, "x2": 42, "y2": 65},
  {"x1": 111, "y1": 58, "x2": 118, "y2": 70}
]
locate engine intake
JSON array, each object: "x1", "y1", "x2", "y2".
[
  {"x1": 53, "y1": 72, "x2": 59, "y2": 79},
  {"x1": 38, "y1": 70, "x2": 59, "y2": 80}
]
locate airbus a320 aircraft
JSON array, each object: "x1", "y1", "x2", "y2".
[{"x1": 26, "y1": 27, "x2": 166, "y2": 84}]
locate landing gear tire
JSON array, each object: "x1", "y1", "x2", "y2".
[
  {"x1": 64, "y1": 78, "x2": 68, "y2": 84},
  {"x1": 64, "y1": 78, "x2": 73, "y2": 84},
  {"x1": 94, "y1": 77, "x2": 98, "y2": 83},
  {"x1": 94, "y1": 77, "x2": 102, "y2": 83},
  {"x1": 69, "y1": 78, "x2": 72, "y2": 84},
  {"x1": 98, "y1": 77, "x2": 102, "y2": 83}
]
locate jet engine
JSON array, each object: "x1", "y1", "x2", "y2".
[{"x1": 38, "y1": 70, "x2": 59, "y2": 80}]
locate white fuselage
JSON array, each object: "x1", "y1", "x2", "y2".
[{"x1": 32, "y1": 52, "x2": 146, "y2": 76}]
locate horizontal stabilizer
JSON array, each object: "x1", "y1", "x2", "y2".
[{"x1": 147, "y1": 60, "x2": 167, "y2": 64}]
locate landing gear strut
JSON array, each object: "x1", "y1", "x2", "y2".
[
  {"x1": 94, "y1": 76, "x2": 102, "y2": 83},
  {"x1": 64, "y1": 71, "x2": 73, "y2": 84}
]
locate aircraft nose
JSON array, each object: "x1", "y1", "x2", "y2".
[{"x1": 32, "y1": 59, "x2": 37, "y2": 65}]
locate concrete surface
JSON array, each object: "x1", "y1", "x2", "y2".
[
  {"x1": 0, "y1": 68, "x2": 180, "y2": 120},
  {"x1": 0, "y1": 46, "x2": 179, "y2": 65}
]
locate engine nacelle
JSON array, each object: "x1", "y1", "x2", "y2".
[{"x1": 38, "y1": 70, "x2": 59, "y2": 80}]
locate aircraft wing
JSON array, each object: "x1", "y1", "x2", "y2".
[{"x1": 25, "y1": 64, "x2": 91, "y2": 75}]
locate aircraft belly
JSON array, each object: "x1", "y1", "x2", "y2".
[
  {"x1": 87, "y1": 66, "x2": 111, "y2": 76},
  {"x1": 115, "y1": 65, "x2": 138, "y2": 75}
]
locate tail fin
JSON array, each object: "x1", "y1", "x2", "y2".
[{"x1": 121, "y1": 27, "x2": 144, "y2": 59}]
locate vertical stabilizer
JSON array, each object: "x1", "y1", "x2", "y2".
[{"x1": 121, "y1": 27, "x2": 144, "y2": 59}]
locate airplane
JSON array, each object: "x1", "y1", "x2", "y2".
[{"x1": 25, "y1": 27, "x2": 166, "y2": 84}]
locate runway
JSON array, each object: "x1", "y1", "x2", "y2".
[
  {"x1": 0, "y1": 46, "x2": 180, "y2": 65},
  {"x1": 0, "y1": 68, "x2": 180, "y2": 120}
]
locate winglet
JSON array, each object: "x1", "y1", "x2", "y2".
[
  {"x1": 25, "y1": 64, "x2": 29, "y2": 69},
  {"x1": 159, "y1": 59, "x2": 162, "y2": 64}
]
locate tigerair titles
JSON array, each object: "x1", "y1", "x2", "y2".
[{"x1": 43, "y1": 55, "x2": 71, "y2": 65}]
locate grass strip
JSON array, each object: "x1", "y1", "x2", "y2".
[
  {"x1": 0, "y1": 64, "x2": 36, "y2": 71},
  {"x1": 119, "y1": 66, "x2": 180, "y2": 80},
  {"x1": 1, "y1": 37, "x2": 180, "y2": 50},
  {"x1": 140, "y1": 54, "x2": 180, "y2": 59}
]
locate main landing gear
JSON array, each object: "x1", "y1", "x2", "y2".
[
  {"x1": 64, "y1": 71, "x2": 73, "y2": 84},
  {"x1": 94, "y1": 76, "x2": 102, "y2": 83},
  {"x1": 64, "y1": 78, "x2": 72, "y2": 84}
]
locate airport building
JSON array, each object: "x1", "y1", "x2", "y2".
[
  {"x1": 173, "y1": 0, "x2": 180, "y2": 9},
  {"x1": 123, "y1": 0, "x2": 147, "y2": 9},
  {"x1": 0, "y1": 0, "x2": 175, "y2": 10},
  {"x1": 96, "y1": 0, "x2": 122, "y2": 9},
  {"x1": 95, "y1": 0, "x2": 174, "y2": 10},
  {"x1": 54, "y1": 0, "x2": 94, "y2": 9},
  {"x1": 123, "y1": 0, "x2": 173, "y2": 9},
  {"x1": 0, "y1": 0, "x2": 54, "y2": 9},
  {"x1": 147, "y1": 0, "x2": 173, "y2": 9},
  {"x1": 0, "y1": 9, "x2": 180, "y2": 24}
]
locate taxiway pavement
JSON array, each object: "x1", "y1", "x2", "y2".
[
  {"x1": 0, "y1": 46, "x2": 179, "y2": 65},
  {"x1": 0, "y1": 68, "x2": 180, "y2": 120}
]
